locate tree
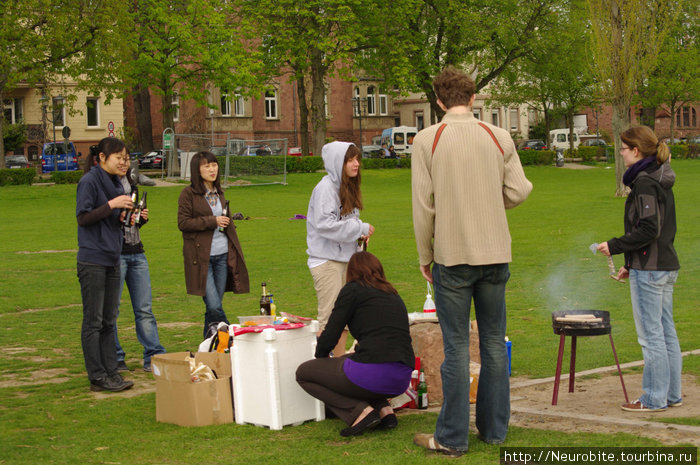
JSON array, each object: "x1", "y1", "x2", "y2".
[
  {"x1": 489, "y1": 0, "x2": 597, "y2": 151},
  {"x1": 635, "y1": 5, "x2": 700, "y2": 142},
  {"x1": 366, "y1": 0, "x2": 565, "y2": 124},
  {"x1": 3, "y1": 121, "x2": 27, "y2": 153},
  {"x1": 588, "y1": 0, "x2": 678, "y2": 195},
  {"x1": 0, "y1": 0, "x2": 132, "y2": 168},
  {"x1": 127, "y1": 0, "x2": 262, "y2": 170},
  {"x1": 236, "y1": 0, "x2": 394, "y2": 158}
]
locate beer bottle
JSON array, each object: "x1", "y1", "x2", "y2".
[
  {"x1": 133, "y1": 191, "x2": 147, "y2": 224},
  {"x1": 123, "y1": 191, "x2": 138, "y2": 225},
  {"x1": 259, "y1": 282, "x2": 271, "y2": 316},
  {"x1": 219, "y1": 200, "x2": 230, "y2": 233},
  {"x1": 417, "y1": 369, "x2": 428, "y2": 409}
]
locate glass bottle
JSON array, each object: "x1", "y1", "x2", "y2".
[{"x1": 259, "y1": 282, "x2": 271, "y2": 316}]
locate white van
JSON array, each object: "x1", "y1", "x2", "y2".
[
  {"x1": 380, "y1": 126, "x2": 418, "y2": 154},
  {"x1": 549, "y1": 129, "x2": 580, "y2": 151}
]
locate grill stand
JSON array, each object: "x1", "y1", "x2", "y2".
[{"x1": 552, "y1": 332, "x2": 630, "y2": 405}]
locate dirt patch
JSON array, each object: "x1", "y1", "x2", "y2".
[
  {"x1": 15, "y1": 249, "x2": 78, "y2": 254},
  {"x1": 158, "y1": 321, "x2": 199, "y2": 329},
  {"x1": 510, "y1": 364, "x2": 700, "y2": 446},
  {"x1": 0, "y1": 368, "x2": 71, "y2": 388}
]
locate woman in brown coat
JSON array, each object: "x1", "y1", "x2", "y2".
[{"x1": 177, "y1": 151, "x2": 249, "y2": 337}]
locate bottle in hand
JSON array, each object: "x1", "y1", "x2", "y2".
[
  {"x1": 219, "y1": 200, "x2": 230, "y2": 233},
  {"x1": 122, "y1": 192, "x2": 138, "y2": 225},
  {"x1": 133, "y1": 191, "x2": 147, "y2": 223},
  {"x1": 259, "y1": 282, "x2": 271, "y2": 316}
]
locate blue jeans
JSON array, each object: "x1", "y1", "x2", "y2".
[
  {"x1": 77, "y1": 261, "x2": 120, "y2": 381},
  {"x1": 432, "y1": 262, "x2": 511, "y2": 451},
  {"x1": 203, "y1": 253, "x2": 229, "y2": 338},
  {"x1": 115, "y1": 253, "x2": 166, "y2": 369},
  {"x1": 629, "y1": 269, "x2": 682, "y2": 409}
]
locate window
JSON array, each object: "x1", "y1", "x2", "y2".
[
  {"x1": 415, "y1": 113, "x2": 424, "y2": 131},
  {"x1": 367, "y1": 86, "x2": 376, "y2": 116},
  {"x1": 473, "y1": 108, "x2": 481, "y2": 120},
  {"x1": 510, "y1": 108, "x2": 519, "y2": 131},
  {"x1": 3, "y1": 98, "x2": 22, "y2": 123},
  {"x1": 676, "y1": 106, "x2": 697, "y2": 128},
  {"x1": 234, "y1": 94, "x2": 245, "y2": 116},
  {"x1": 172, "y1": 92, "x2": 179, "y2": 122},
  {"x1": 491, "y1": 110, "x2": 500, "y2": 127},
  {"x1": 52, "y1": 97, "x2": 65, "y2": 127},
  {"x1": 324, "y1": 91, "x2": 329, "y2": 118},
  {"x1": 557, "y1": 134, "x2": 567, "y2": 142},
  {"x1": 86, "y1": 97, "x2": 99, "y2": 127},
  {"x1": 220, "y1": 90, "x2": 231, "y2": 116},
  {"x1": 353, "y1": 87, "x2": 361, "y2": 116},
  {"x1": 394, "y1": 115, "x2": 401, "y2": 126},
  {"x1": 265, "y1": 90, "x2": 277, "y2": 119},
  {"x1": 379, "y1": 93, "x2": 388, "y2": 116}
]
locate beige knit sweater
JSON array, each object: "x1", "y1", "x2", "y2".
[{"x1": 411, "y1": 111, "x2": 532, "y2": 267}]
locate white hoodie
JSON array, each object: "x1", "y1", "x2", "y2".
[{"x1": 306, "y1": 141, "x2": 370, "y2": 267}]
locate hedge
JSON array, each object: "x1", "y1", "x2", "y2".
[
  {"x1": 0, "y1": 168, "x2": 36, "y2": 186},
  {"x1": 218, "y1": 155, "x2": 411, "y2": 175},
  {"x1": 50, "y1": 170, "x2": 84, "y2": 184},
  {"x1": 517, "y1": 149, "x2": 555, "y2": 165}
]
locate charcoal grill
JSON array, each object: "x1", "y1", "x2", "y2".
[{"x1": 551, "y1": 310, "x2": 629, "y2": 405}]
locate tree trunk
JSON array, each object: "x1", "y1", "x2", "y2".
[
  {"x1": 310, "y1": 49, "x2": 327, "y2": 160},
  {"x1": 611, "y1": 103, "x2": 630, "y2": 196},
  {"x1": 0, "y1": 88, "x2": 6, "y2": 169},
  {"x1": 296, "y1": 77, "x2": 311, "y2": 156},
  {"x1": 133, "y1": 84, "x2": 154, "y2": 152},
  {"x1": 669, "y1": 100, "x2": 677, "y2": 143}
]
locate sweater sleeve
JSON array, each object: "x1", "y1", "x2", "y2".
[
  {"x1": 177, "y1": 188, "x2": 217, "y2": 232},
  {"x1": 315, "y1": 284, "x2": 355, "y2": 358},
  {"x1": 608, "y1": 182, "x2": 661, "y2": 255},
  {"x1": 308, "y1": 183, "x2": 368, "y2": 241},
  {"x1": 501, "y1": 137, "x2": 533, "y2": 209},
  {"x1": 411, "y1": 132, "x2": 436, "y2": 266}
]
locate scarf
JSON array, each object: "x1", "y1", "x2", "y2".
[{"x1": 622, "y1": 156, "x2": 656, "y2": 187}]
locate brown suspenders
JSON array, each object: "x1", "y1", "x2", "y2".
[{"x1": 431, "y1": 122, "x2": 505, "y2": 156}]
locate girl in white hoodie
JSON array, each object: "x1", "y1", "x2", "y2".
[{"x1": 306, "y1": 142, "x2": 374, "y2": 355}]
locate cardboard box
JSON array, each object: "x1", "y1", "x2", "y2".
[{"x1": 152, "y1": 352, "x2": 233, "y2": 426}]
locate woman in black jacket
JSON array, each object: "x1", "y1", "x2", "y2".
[
  {"x1": 597, "y1": 126, "x2": 681, "y2": 412},
  {"x1": 296, "y1": 251, "x2": 414, "y2": 436}
]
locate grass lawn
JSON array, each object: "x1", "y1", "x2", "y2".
[{"x1": 0, "y1": 160, "x2": 698, "y2": 464}]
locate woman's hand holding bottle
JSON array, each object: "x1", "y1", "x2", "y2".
[
  {"x1": 108, "y1": 195, "x2": 134, "y2": 210},
  {"x1": 216, "y1": 215, "x2": 230, "y2": 229}
]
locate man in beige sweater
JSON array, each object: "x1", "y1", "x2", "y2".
[{"x1": 411, "y1": 67, "x2": 532, "y2": 457}]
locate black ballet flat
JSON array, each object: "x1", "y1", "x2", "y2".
[
  {"x1": 377, "y1": 413, "x2": 398, "y2": 430},
  {"x1": 340, "y1": 410, "x2": 381, "y2": 437}
]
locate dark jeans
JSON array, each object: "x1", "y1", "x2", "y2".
[
  {"x1": 202, "y1": 253, "x2": 229, "y2": 338},
  {"x1": 77, "y1": 261, "x2": 120, "y2": 381},
  {"x1": 296, "y1": 355, "x2": 390, "y2": 426},
  {"x1": 432, "y1": 262, "x2": 511, "y2": 451}
]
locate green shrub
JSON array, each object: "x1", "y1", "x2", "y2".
[
  {"x1": 577, "y1": 146, "x2": 598, "y2": 162},
  {"x1": 49, "y1": 170, "x2": 84, "y2": 184},
  {"x1": 286, "y1": 156, "x2": 324, "y2": 173},
  {"x1": 669, "y1": 144, "x2": 690, "y2": 160},
  {"x1": 518, "y1": 149, "x2": 554, "y2": 165},
  {"x1": 686, "y1": 144, "x2": 700, "y2": 159},
  {"x1": 218, "y1": 155, "x2": 412, "y2": 175},
  {"x1": 361, "y1": 157, "x2": 411, "y2": 169},
  {"x1": 0, "y1": 168, "x2": 36, "y2": 186}
]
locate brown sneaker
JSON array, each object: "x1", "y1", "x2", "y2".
[
  {"x1": 621, "y1": 399, "x2": 666, "y2": 412},
  {"x1": 413, "y1": 433, "x2": 465, "y2": 457}
]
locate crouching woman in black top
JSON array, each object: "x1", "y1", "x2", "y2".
[{"x1": 296, "y1": 251, "x2": 414, "y2": 436}]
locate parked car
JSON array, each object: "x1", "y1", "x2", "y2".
[
  {"x1": 361, "y1": 145, "x2": 383, "y2": 158},
  {"x1": 138, "y1": 150, "x2": 165, "y2": 169},
  {"x1": 287, "y1": 147, "x2": 313, "y2": 157},
  {"x1": 518, "y1": 139, "x2": 547, "y2": 150},
  {"x1": 5, "y1": 155, "x2": 30, "y2": 169},
  {"x1": 581, "y1": 138, "x2": 607, "y2": 147},
  {"x1": 237, "y1": 144, "x2": 272, "y2": 156},
  {"x1": 41, "y1": 142, "x2": 79, "y2": 173}
]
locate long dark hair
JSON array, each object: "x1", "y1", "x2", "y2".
[
  {"x1": 190, "y1": 151, "x2": 222, "y2": 193},
  {"x1": 84, "y1": 137, "x2": 126, "y2": 173},
  {"x1": 346, "y1": 251, "x2": 397, "y2": 295},
  {"x1": 339, "y1": 144, "x2": 363, "y2": 215}
]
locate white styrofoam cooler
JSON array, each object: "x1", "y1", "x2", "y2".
[{"x1": 230, "y1": 321, "x2": 325, "y2": 430}]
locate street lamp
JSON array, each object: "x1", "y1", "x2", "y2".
[{"x1": 352, "y1": 96, "x2": 367, "y2": 154}]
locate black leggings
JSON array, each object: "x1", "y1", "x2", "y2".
[{"x1": 296, "y1": 355, "x2": 390, "y2": 425}]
